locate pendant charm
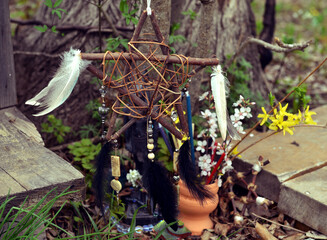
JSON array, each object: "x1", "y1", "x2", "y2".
[
  {"x1": 110, "y1": 178, "x2": 122, "y2": 193},
  {"x1": 111, "y1": 155, "x2": 121, "y2": 177}
]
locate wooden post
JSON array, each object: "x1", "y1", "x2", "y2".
[{"x1": 0, "y1": 0, "x2": 17, "y2": 109}]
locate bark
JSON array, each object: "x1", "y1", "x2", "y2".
[
  {"x1": 175, "y1": 0, "x2": 270, "y2": 111},
  {"x1": 189, "y1": 0, "x2": 217, "y2": 113}
]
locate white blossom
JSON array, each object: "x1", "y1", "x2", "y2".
[
  {"x1": 197, "y1": 129, "x2": 207, "y2": 138},
  {"x1": 126, "y1": 169, "x2": 142, "y2": 187},
  {"x1": 198, "y1": 154, "x2": 215, "y2": 176},
  {"x1": 200, "y1": 109, "x2": 212, "y2": 119},
  {"x1": 196, "y1": 140, "x2": 207, "y2": 153},
  {"x1": 234, "y1": 108, "x2": 246, "y2": 120},
  {"x1": 232, "y1": 95, "x2": 244, "y2": 107},
  {"x1": 235, "y1": 124, "x2": 245, "y2": 134},
  {"x1": 209, "y1": 127, "x2": 217, "y2": 139},
  {"x1": 242, "y1": 106, "x2": 252, "y2": 118},
  {"x1": 221, "y1": 159, "x2": 234, "y2": 174}
]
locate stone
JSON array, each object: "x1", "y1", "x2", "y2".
[
  {"x1": 233, "y1": 105, "x2": 327, "y2": 202},
  {"x1": 278, "y1": 166, "x2": 327, "y2": 235}
]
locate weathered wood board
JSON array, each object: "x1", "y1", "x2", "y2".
[
  {"x1": 0, "y1": 0, "x2": 17, "y2": 109},
  {"x1": 0, "y1": 107, "x2": 85, "y2": 210},
  {"x1": 233, "y1": 105, "x2": 327, "y2": 202},
  {"x1": 278, "y1": 166, "x2": 327, "y2": 235}
]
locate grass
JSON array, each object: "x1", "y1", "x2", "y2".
[{"x1": 0, "y1": 187, "x2": 159, "y2": 239}]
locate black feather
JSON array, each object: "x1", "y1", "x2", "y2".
[
  {"x1": 143, "y1": 159, "x2": 178, "y2": 231},
  {"x1": 93, "y1": 141, "x2": 112, "y2": 216},
  {"x1": 178, "y1": 140, "x2": 213, "y2": 202}
]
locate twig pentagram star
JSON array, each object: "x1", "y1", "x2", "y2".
[{"x1": 83, "y1": 9, "x2": 219, "y2": 140}]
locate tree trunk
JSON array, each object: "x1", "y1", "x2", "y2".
[{"x1": 175, "y1": 0, "x2": 270, "y2": 112}]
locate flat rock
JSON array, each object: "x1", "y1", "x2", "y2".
[
  {"x1": 233, "y1": 105, "x2": 327, "y2": 202},
  {"x1": 278, "y1": 166, "x2": 327, "y2": 235},
  {"x1": 0, "y1": 107, "x2": 85, "y2": 210}
]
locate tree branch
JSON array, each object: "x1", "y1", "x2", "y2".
[
  {"x1": 226, "y1": 37, "x2": 312, "y2": 69},
  {"x1": 10, "y1": 18, "x2": 134, "y2": 33}
]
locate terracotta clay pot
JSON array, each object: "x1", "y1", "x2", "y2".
[{"x1": 178, "y1": 180, "x2": 219, "y2": 236}]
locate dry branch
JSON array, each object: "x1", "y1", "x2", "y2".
[{"x1": 226, "y1": 37, "x2": 312, "y2": 68}]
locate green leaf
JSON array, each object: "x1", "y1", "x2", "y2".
[
  {"x1": 131, "y1": 17, "x2": 138, "y2": 25},
  {"x1": 44, "y1": 0, "x2": 53, "y2": 8},
  {"x1": 57, "y1": 8, "x2": 67, "y2": 14},
  {"x1": 268, "y1": 92, "x2": 275, "y2": 107},
  {"x1": 51, "y1": 26, "x2": 58, "y2": 33},
  {"x1": 73, "y1": 216, "x2": 83, "y2": 223},
  {"x1": 51, "y1": 9, "x2": 61, "y2": 19},
  {"x1": 130, "y1": 9, "x2": 138, "y2": 15},
  {"x1": 57, "y1": 135, "x2": 64, "y2": 144},
  {"x1": 53, "y1": 0, "x2": 63, "y2": 8},
  {"x1": 34, "y1": 25, "x2": 48, "y2": 32},
  {"x1": 126, "y1": 17, "x2": 130, "y2": 25},
  {"x1": 119, "y1": 0, "x2": 128, "y2": 13},
  {"x1": 81, "y1": 138, "x2": 92, "y2": 146}
]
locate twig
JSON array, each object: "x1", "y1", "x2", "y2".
[
  {"x1": 10, "y1": 18, "x2": 133, "y2": 32},
  {"x1": 82, "y1": 52, "x2": 219, "y2": 65},
  {"x1": 49, "y1": 137, "x2": 101, "y2": 151},
  {"x1": 100, "y1": 7, "x2": 120, "y2": 37},
  {"x1": 13, "y1": 51, "x2": 61, "y2": 58},
  {"x1": 230, "y1": 131, "x2": 278, "y2": 161},
  {"x1": 226, "y1": 37, "x2": 312, "y2": 69},
  {"x1": 251, "y1": 212, "x2": 306, "y2": 234}
]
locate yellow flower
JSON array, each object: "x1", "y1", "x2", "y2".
[
  {"x1": 304, "y1": 106, "x2": 317, "y2": 125},
  {"x1": 231, "y1": 146, "x2": 242, "y2": 158},
  {"x1": 267, "y1": 104, "x2": 298, "y2": 135},
  {"x1": 279, "y1": 103, "x2": 288, "y2": 116},
  {"x1": 258, "y1": 107, "x2": 269, "y2": 126},
  {"x1": 280, "y1": 120, "x2": 295, "y2": 135}
]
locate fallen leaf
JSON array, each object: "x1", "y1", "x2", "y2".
[
  {"x1": 255, "y1": 222, "x2": 278, "y2": 240},
  {"x1": 214, "y1": 221, "x2": 231, "y2": 236},
  {"x1": 201, "y1": 230, "x2": 214, "y2": 240}
]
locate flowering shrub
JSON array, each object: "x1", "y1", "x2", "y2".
[
  {"x1": 258, "y1": 103, "x2": 317, "y2": 135},
  {"x1": 196, "y1": 94, "x2": 253, "y2": 178}
]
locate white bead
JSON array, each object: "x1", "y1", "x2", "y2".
[
  {"x1": 252, "y1": 163, "x2": 262, "y2": 173},
  {"x1": 148, "y1": 153, "x2": 155, "y2": 160},
  {"x1": 256, "y1": 196, "x2": 265, "y2": 205},
  {"x1": 147, "y1": 143, "x2": 154, "y2": 150}
]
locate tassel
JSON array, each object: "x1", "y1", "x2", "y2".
[
  {"x1": 25, "y1": 48, "x2": 90, "y2": 116},
  {"x1": 93, "y1": 141, "x2": 112, "y2": 215},
  {"x1": 210, "y1": 65, "x2": 240, "y2": 140},
  {"x1": 142, "y1": 159, "x2": 178, "y2": 231},
  {"x1": 178, "y1": 140, "x2": 213, "y2": 202}
]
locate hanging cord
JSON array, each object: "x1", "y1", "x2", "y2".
[{"x1": 146, "y1": 0, "x2": 152, "y2": 15}]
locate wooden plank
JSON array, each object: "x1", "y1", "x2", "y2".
[
  {"x1": 0, "y1": 107, "x2": 85, "y2": 209},
  {"x1": 233, "y1": 105, "x2": 327, "y2": 202},
  {"x1": 278, "y1": 166, "x2": 327, "y2": 235},
  {"x1": 0, "y1": 0, "x2": 17, "y2": 109}
]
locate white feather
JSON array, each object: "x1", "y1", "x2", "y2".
[
  {"x1": 211, "y1": 65, "x2": 241, "y2": 140},
  {"x1": 26, "y1": 48, "x2": 90, "y2": 116}
]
